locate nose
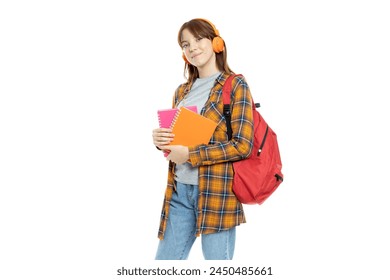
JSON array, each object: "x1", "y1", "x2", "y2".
[{"x1": 189, "y1": 40, "x2": 198, "y2": 52}]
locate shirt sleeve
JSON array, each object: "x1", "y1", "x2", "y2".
[{"x1": 188, "y1": 75, "x2": 254, "y2": 166}]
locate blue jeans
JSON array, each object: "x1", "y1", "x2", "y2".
[{"x1": 155, "y1": 182, "x2": 236, "y2": 260}]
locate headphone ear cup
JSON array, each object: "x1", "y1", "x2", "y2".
[
  {"x1": 212, "y1": 36, "x2": 225, "y2": 53},
  {"x1": 182, "y1": 53, "x2": 190, "y2": 64}
]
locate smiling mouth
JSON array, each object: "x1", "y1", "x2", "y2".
[{"x1": 192, "y1": 53, "x2": 201, "y2": 59}]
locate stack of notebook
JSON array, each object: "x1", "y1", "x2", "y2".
[
  {"x1": 157, "y1": 106, "x2": 218, "y2": 147},
  {"x1": 157, "y1": 106, "x2": 197, "y2": 129}
]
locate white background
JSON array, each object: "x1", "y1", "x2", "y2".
[{"x1": 1, "y1": 0, "x2": 389, "y2": 279}]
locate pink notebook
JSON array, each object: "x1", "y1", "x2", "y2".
[
  {"x1": 157, "y1": 106, "x2": 197, "y2": 128},
  {"x1": 157, "y1": 106, "x2": 197, "y2": 157}
]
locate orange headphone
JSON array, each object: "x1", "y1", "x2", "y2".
[
  {"x1": 200, "y1": 18, "x2": 225, "y2": 53},
  {"x1": 182, "y1": 18, "x2": 225, "y2": 64}
]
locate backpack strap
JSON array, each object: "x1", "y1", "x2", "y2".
[
  {"x1": 222, "y1": 74, "x2": 242, "y2": 140},
  {"x1": 222, "y1": 74, "x2": 261, "y2": 140}
]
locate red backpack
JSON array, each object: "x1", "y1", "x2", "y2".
[{"x1": 223, "y1": 74, "x2": 284, "y2": 205}]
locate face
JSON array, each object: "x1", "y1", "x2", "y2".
[{"x1": 181, "y1": 28, "x2": 216, "y2": 71}]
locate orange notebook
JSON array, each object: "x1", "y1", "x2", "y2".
[
  {"x1": 170, "y1": 107, "x2": 218, "y2": 146},
  {"x1": 157, "y1": 106, "x2": 197, "y2": 157}
]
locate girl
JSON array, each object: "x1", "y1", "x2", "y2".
[{"x1": 152, "y1": 18, "x2": 254, "y2": 260}]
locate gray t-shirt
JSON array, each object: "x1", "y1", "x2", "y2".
[{"x1": 175, "y1": 72, "x2": 221, "y2": 185}]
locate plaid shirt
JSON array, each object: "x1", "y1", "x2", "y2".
[{"x1": 158, "y1": 72, "x2": 254, "y2": 239}]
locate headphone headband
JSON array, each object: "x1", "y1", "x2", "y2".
[{"x1": 196, "y1": 18, "x2": 220, "y2": 36}]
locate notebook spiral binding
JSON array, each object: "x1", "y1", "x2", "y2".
[{"x1": 169, "y1": 108, "x2": 182, "y2": 129}]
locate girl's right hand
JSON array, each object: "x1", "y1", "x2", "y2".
[{"x1": 152, "y1": 128, "x2": 174, "y2": 148}]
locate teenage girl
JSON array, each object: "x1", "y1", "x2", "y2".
[{"x1": 152, "y1": 18, "x2": 254, "y2": 260}]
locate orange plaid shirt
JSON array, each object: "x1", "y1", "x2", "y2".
[{"x1": 158, "y1": 72, "x2": 254, "y2": 239}]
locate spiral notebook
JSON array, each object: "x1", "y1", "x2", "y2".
[
  {"x1": 169, "y1": 107, "x2": 218, "y2": 146},
  {"x1": 157, "y1": 106, "x2": 197, "y2": 128},
  {"x1": 157, "y1": 106, "x2": 198, "y2": 157}
]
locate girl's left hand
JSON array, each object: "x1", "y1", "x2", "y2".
[{"x1": 162, "y1": 145, "x2": 189, "y2": 164}]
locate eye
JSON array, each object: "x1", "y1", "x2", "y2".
[
  {"x1": 181, "y1": 43, "x2": 189, "y2": 49},
  {"x1": 196, "y1": 37, "x2": 203, "y2": 42}
]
